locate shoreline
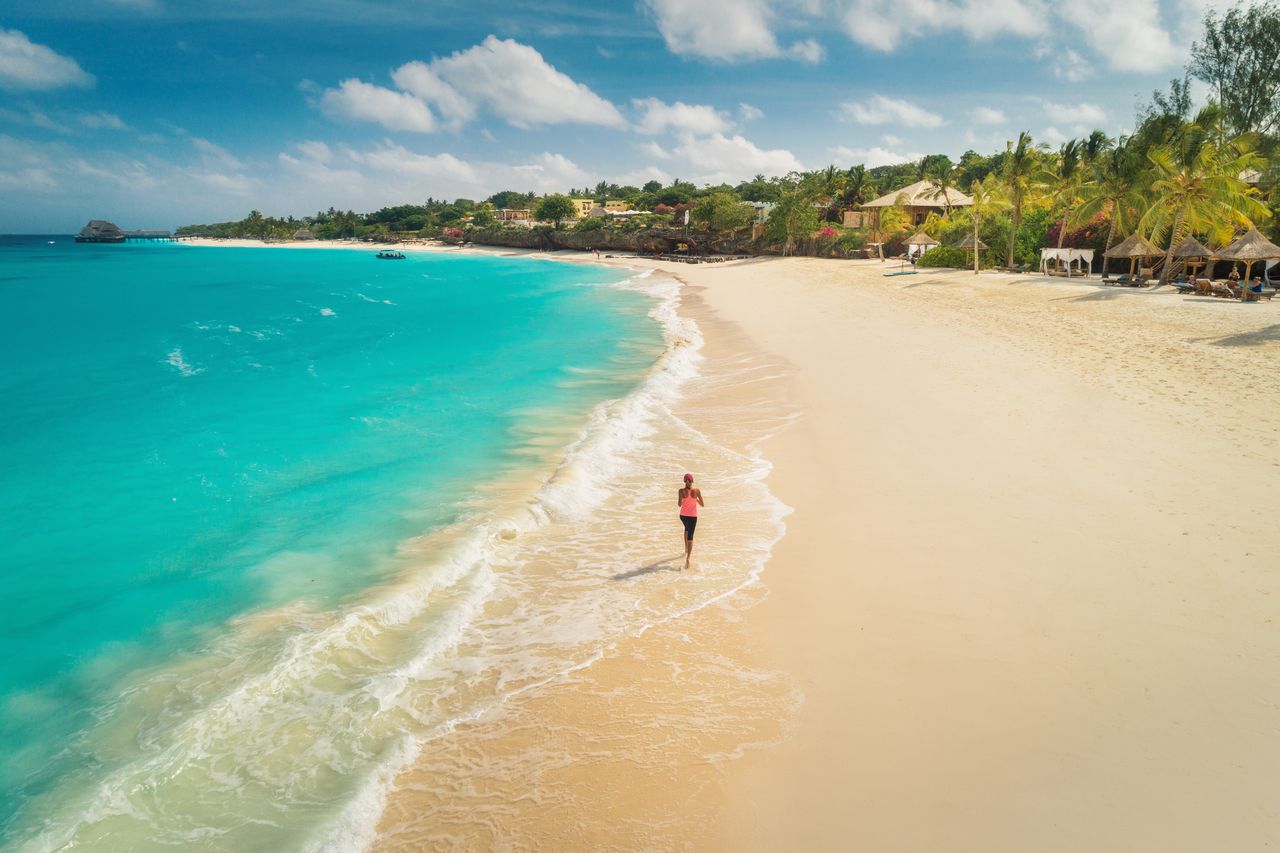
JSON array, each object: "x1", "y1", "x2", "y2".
[{"x1": 181, "y1": 239, "x2": 1280, "y2": 848}]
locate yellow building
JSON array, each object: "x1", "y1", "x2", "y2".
[
  {"x1": 570, "y1": 198, "x2": 596, "y2": 218},
  {"x1": 603, "y1": 200, "x2": 628, "y2": 212}
]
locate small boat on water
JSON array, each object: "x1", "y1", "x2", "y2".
[{"x1": 376, "y1": 250, "x2": 406, "y2": 259}]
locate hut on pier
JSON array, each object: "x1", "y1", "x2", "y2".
[{"x1": 75, "y1": 220, "x2": 126, "y2": 243}]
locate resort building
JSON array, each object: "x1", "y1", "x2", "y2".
[
  {"x1": 570, "y1": 198, "x2": 596, "y2": 218},
  {"x1": 860, "y1": 180, "x2": 974, "y2": 226},
  {"x1": 495, "y1": 209, "x2": 531, "y2": 222},
  {"x1": 292, "y1": 228, "x2": 317, "y2": 241},
  {"x1": 603, "y1": 200, "x2": 628, "y2": 212}
]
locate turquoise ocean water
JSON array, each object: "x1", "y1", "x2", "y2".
[{"x1": 0, "y1": 237, "x2": 663, "y2": 846}]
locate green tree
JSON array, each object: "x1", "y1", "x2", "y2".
[
  {"x1": 1140, "y1": 106, "x2": 1270, "y2": 285},
  {"x1": 1072, "y1": 138, "x2": 1149, "y2": 254},
  {"x1": 533, "y1": 194, "x2": 576, "y2": 228},
  {"x1": 925, "y1": 159, "x2": 963, "y2": 216},
  {"x1": 764, "y1": 192, "x2": 820, "y2": 256},
  {"x1": 691, "y1": 192, "x2": 752, "y2": 233},
  {"x1": 1190, "y1": 2, "x2": 1280, "y2": 135},
  {"x1": 968, "y1": 175, "x2": 1011, "y2": 273},
  {"x1": 1002, "y1": 131, "x2": 1037, "y2": 267},
  {"x1": 1040, "y1": 139, "x2": 1084, "y2": 248}
]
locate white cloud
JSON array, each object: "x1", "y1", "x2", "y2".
[
  {"x1": 79, "y1": 111, "x2": 128, "y2": 130},
  {"x1": 839, "y1": 94, "x2": 944, "y2": 128},
  {"x1": 420, "y1": 36, "x2": 624, "y2": 129},
  {"x1": 881, "y1": 133, "x2": 903, "y2": 146},
  {"x1": 831, "y1": 144, "x2": 924, "y2": 168},
  {"x1": 645, "y1": 0, "x2": 781, "y2": 61},
  {"x1": 0, "y1": 105, "x2": 72, "y2": 133},
  {"x1": 1034, "y1": 44, "x2": 1093, "y2": 81},
  {"x1": 841, "y1": 0, "x2": 1045, "y2": 50},
  {"x1": 192, "y1": 138, "x2": 244, "y2": 171},
  {"x1": 1057, "y1": 0, "x2": 1177, "y2": 73},
  {"x1": 670, "y1": 132, "x2": 804, "y2": 184},
  {"x1": 1042, "y1": 100, "x2": 1107, "y2": 129},
  {"x1": 639, "y1": 140, "x2": 673, "y2": 160},
  {"x1": 632, "y1": 97, "x2": 732, "y2": 136},
  {"x1": 832, "y1": 145, "x2": 920, "y2": 169},
  {"x1": 971, "y1": 106, "x2": 1007, "y2": 124},
  {"x1": 320, "y1": 79, "x2": 437, "y2": 133},
  {"x1": 739, "y1": 102, "x2": 765, "y2": 121},
  {"x1": 614, "y1": 166, "x2": 672, "y2": 187},
  {"x1": 788, "y1": 38, "x2": 826, "y2": 63},
  {"x1": 390, "y1": 62, "x2": 475, "y2": 130},
  {"x1": 0, "y1": 29, "x2": 94, "y2": 91}
]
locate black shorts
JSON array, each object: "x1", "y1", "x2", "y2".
[{"x1": 680, "y1": 514, "x2": 697, "y2": 539}]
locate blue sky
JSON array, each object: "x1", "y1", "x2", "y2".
[{"x1": 1, "y1": 0, "x2": 1229, "y2": 232}]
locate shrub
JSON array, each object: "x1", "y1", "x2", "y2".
[
  {"x1": 917, "y1": 246, "x2": 968, "y2": 268},
  {"x1": 574, "y1": 217, "x2": 606, "y2": 232}
]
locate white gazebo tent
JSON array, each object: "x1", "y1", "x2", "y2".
[
  {"x1": 904, "y1": 230, "x2": 940, "y2": 259},
  {"x1": 1039, "y1": 247, "x2": 1095, "y2": 277}
]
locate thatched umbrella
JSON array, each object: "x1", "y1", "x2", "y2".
[
  {"x1": 904, "y1": 230, "x2": 939, "y2": 259},
  {"x1": 1104, "y1": 233, "x2": 1162, "y2": 277},
  {"x1": 1215, "y1": 225, "x2": 1280, "y2": 299},
  {"x1": 1170, "y1": 235, "x2": 1212, "y2": 277},
  {"x1": 953, "y1": 233, "x2": 987, "y2": 267}
]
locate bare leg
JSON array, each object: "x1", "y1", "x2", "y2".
[{"x1": 684, "y1": 534, "x2": 692, "y2": 569}]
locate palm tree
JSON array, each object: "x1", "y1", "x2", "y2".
[
  {"x1": 1140, "y1": 106, "x2": 1269, "y2": 286},
  {"x1": 968, "y1": 175, "x2": 1011, "y2": 274},
  {"x1": 1002, "y1": 131, "x2": 1037, "y2": 267},
  {"x1": 1040, "y1": 139, "x2": 1084, "y2": 249},
  {"x1": 871, "y1": 195, "x2": 911, "y2": 261},
  {"x1": 1071, "y1": 138, "x2": 1147, "y2": 254},
  {"x1": 840, "y1": 165, "x2": 869, "y2": 209},
  {"x1": 926, "y1": 160, "x2": 963, "y2": 216}
]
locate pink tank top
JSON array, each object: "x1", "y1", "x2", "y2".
[{"x1": 680, "y1": 490, "x2": 698, "y2": 517}]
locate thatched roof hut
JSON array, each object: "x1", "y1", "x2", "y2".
[
  {"x1": 1171, "y1": 235, "x2": 1212, "y2": 258},
  {"x1": 862, "y1": 180, "x2": 973, "y2": 209},
  {"x1": 292, "y1": 228, "x2": 317, "y2": 241},
  {"x1": 954, "y1": 233, "x2": 988, "y2": 250},
  {"x1": 861, "y1": 180, "x2": 973, "y2": 227},
  {"x1": 904, "y1": 230, "x2": 938, "y2": 246},
  {"x1": 1215, "y1": 226, "x2": 1280, "y2": 261},
  {"x1": 1103, "y1": 233, "x2": 1161, "y2": 258},
  {"x1": 75, "y1": 219, "x2": 125, "y2": 243}
]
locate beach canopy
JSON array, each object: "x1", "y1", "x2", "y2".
[
  {"x1": 1040, "y1": 247, "x2": 1095, "y2": 277},
  {"x1": 1215, "y1": 225, "x2": 1280, "y2": 261},
  {"x1": 1104, "y1": 233, "x2": 1161, "y2": 258},
  {"x1": 862, "y1": 179, "x2": 973, "y2": 209},
  {"x1": 904, "y1": 230, "x2": 939, "y2": 258},
  {"x1": 953, "y1": 233, "x2": 988, "y2": 250},
  {"x1": 1215, "y1": 226, "x2": 1280, "y2": 295},
  {"x1": 1171, "y1": 235, "x2": 1212, "y2": 258}
]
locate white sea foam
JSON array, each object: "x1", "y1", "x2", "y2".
[
  {"x1": 319, "y1": 307, "x2": 336, "y2": 316},
  {"x1": 164, "y1": 348, "x2": 202, "y2": 377}
]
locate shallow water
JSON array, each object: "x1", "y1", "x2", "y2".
[{"x1": 0, "y1": 238, "x2": 662, "y2": 846}]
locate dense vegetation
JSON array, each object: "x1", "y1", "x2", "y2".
[{"x1": 179, "y1": 2, "x2": 1280, "y2": 276}]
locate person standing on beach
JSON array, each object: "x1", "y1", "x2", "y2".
[{"x1": 678, "y1": 473, "x2": 704, "y2": 570}]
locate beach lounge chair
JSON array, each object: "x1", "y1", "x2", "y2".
[
  {"x1": 1212, "y1": 280, "x2": 1234, "y2": 298},
  {"x1": 1172, "y1": 279, "x2": 1196, "y2": 294},
  {"x1": 1195, "y1": 278, "x2": 1214, "y2": 296}
]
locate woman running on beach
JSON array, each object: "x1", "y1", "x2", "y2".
[{"x1": 678, "y1": 473, "x2": 704, "y2": 569}]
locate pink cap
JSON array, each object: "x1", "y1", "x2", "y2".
[{"x1": 683, "y1": 473, "x2": 694, "y2": 482}]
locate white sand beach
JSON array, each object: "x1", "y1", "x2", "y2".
[{"x1": 368, "y1": 253, "x2": 1279, "y2": 851}]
